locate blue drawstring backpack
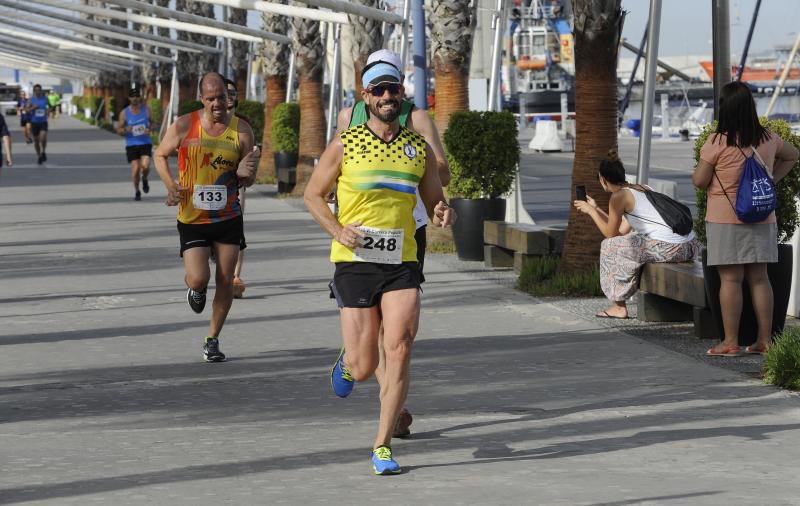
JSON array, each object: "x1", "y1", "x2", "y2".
[{"x1": 714, "y1": 145, "x2": 777, "y2": 223}]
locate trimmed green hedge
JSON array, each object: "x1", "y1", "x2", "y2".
[
  {"x1": 444, "y1": 111, "x2": 519, "y2": 199},
  {"x1": 271, "y1": 102, "x2": 300, "y2": 153},
  {"x1": 235, "y1": 100, "x2": 265, "y2": 145},
  {"x1": 179, "y1": 100, "x2": 203, "y2": 115}
]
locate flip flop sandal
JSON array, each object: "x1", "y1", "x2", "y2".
[
  {"x1": 706, "y1": 345, "x2": 742, "y2": 357},
  {"x1": 745, "y1": 345, "x2": 769, "y2": 355},
  {"x1": 595, "y1": 310, "x2": 629, "y2": 319}
]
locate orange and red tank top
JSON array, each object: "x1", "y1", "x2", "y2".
[{"x1": 177, "y1": 111, "x2": 242, "y2": 224}]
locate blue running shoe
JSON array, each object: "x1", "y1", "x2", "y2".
[
  {"x1": 371, "y1": 446, "x2": 401, "y2": 475},
  {"x1": 330, "y1": 347, "x2": 354, "y2": 398}
]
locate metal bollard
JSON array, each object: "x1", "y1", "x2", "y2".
[{"x1": 518, "y1": 92, "x2": 527, "y2": 129}]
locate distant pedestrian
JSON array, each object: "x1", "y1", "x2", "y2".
[
  {"x1": 0, "y1": 113, "x2": 12, "y2": 168},
  {"x1": 693, "y1": 81, "x2": 799, "y2": 356},
  {"x1": 574, "y1": 150, "x2": 697, "y2": 319}
]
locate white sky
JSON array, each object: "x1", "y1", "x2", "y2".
[{"x1": 621, "y1": 0, "x2": 800, "y2": 57}]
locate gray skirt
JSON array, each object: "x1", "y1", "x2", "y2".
[{"x1": 705, "y1": 221, "x2": 778, "y2": 266}]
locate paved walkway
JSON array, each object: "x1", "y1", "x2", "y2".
[{"x1": 2, "y1": 117, "x2": 800, "y2": 505}]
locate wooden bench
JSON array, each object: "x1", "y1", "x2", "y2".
[
  {"x1": 483, "y1": 221, "x2": 565, "y2": 273},
  {"x1": 637, "y1": 261, "x2": 715, "y2": 338}
]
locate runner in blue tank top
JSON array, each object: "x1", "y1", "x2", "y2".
[
  {"x1": 26, "y1": 84, "x2": 49, "y2": 164},
  {"x1": 117, "y1": 87, "x2": 153, "y2": 201}
]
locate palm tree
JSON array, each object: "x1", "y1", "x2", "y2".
[
  {"x1": 290, "y1": 6, "x2": 327, "y2": 196},
  {"x1": 228, "y1": 8, "x2": 249, "y2": 95},
  {"x1": 430, "y1": 0, "x2": 477, "y2": 132},
  {"x1": 258, "y1": 5, "x2": 291, "y2": 179},
  {"x1": 153, "y1": 0, "x2": 173, "y2": 115},
  {"x1": 176, "y1": 1, "x2": 219, "y2": 106},
  {"x1": 350, "y1": 0, "x2": 384, "y2": 96},
  {"x1": 558, "y1": 0, "x2": 625, "y2": 273}
]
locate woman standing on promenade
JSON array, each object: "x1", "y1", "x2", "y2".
[
  {"x1": 574, "y1": 150, "x2": 697, "y2": 319},
  {"x1": 693, "y1": 81, "x2": 799, "y2": 356}
]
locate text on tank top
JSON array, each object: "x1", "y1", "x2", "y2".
[
  {"x1": 124, "y1": 106, "x2": 151, "y2": 147},
  {"x1": 30, "y1": 96, "x2": 48, "y2": 123},
  {"x1": 331, "y1": 124, "x2": 426, "y2": 264},
  {"x1": 177, "y1": 111, "x2": 242, "y2": 225},
  {"x1": 348, "y1": 100, "x2": 427, "y2": 229}
]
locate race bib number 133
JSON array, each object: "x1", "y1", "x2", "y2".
[
  {"x1": 352, "y1": 227, "x2": 403, "y2": 264},
  {"x1": 192, "y1": 184, "x2": 227, "y2": 211}
]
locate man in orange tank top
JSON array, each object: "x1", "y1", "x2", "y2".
[{"x1": 153, "y1": 72, "x2": 260, "y2": 363}]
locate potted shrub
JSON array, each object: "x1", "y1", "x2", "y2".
[
  {"x1": 271, "y1": 102, "x2": 300, "y2": 193},
  {"x1": 444, "y1": 111, "x2": 519, "y2": 261},
  {"x1": 694, "y1": 118, "x2": 800, "y2": 345}
]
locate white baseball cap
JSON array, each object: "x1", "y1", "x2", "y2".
[{"x1": 366, "y1": 49, "x2": 401, "y2": 71}]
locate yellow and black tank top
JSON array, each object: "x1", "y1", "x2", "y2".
[
  {"x1": 177, "y1": 111, "x2": 242, "y2": 225},
  {"x1": 331, "y1": 124, "x2": 427, "y2": 263}
]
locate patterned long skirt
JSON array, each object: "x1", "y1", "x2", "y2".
[{"x1": 599, "y1": 234, "x2": 698, "y2": 302}]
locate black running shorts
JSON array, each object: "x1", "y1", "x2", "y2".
[
  {"x1": 329, "y1": 262, "x2": 421, "y2": 308},
  {"x1": 30, "y1": 122, "x2": 47, "y2": 136},
  {"x1": 126, "y1": 144, "x2": 153, "y2": 162},
  {"x1": 20, "y1": 117, "x2": 29, "y2": 127},
  {"x1": 177, "y1": 215, "x2": 246, "y2": 257}
]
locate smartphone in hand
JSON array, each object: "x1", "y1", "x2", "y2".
[{"x1": 575, "y1": 185, "x2": 587, "y2": 201}]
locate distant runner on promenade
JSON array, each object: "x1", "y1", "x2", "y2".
[
  {"x1": 26, "y1": 84, "x2": 49, "y2": 165},
  {"x1": 0, "y1": 112, "x2": 12, "y2": 169},
  {"x1": 153, "y1": 72, "x2": 259, "y2": 362},
  {"x1": 17, "y1": 91, "x2": 31, "y2": 144},
  {"x1": 305, "y1": 62, "x2": 455, "y2": 475},
  {"x1": 117, "y1": 87, "x2": 153, "y2": 201},
  {"x1": 336, "y1": 49, "x2": 451, "y2": 440},
  {"x1": 224, "y1": 77, "x2": 249, "y2": 299}
]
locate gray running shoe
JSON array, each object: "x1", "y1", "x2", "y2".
[
  {"x1": 187, "y1": 288, "x2": 206, "y2": 313},
  {"x1": 203, "y1": 337, "x2": 226, "y2": 362}
]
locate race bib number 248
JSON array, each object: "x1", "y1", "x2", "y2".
[{"x1": 352, "y1": 227, "x2": 403, "y2": 264}]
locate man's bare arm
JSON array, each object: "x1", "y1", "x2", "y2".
[
  {"x1": 236, "y1": 121, "x2": 259, "y2": 187},
  {"x1": 154, "y1": 115, "x2": 190, "y2": 205},
  {"x1": 116, "y1": 109, "x2": 127, "y2": 136},
  {"x1": 409, "y1": 108, "x2": 450, "y2": 186},
  {"x1": 2, "y1": 135, "x2": 11, "y2": 167},
  {"x1": 304, "y1": 138, "x2": 355, "y2": 244},
  {"x1": 336, "y1": 107, "x2": 352, "y2": 135},
  {"x1": 418, "y1": 144, "x2": 456, "y2": 227}
]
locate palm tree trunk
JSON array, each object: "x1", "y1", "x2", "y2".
[
  {"x1": 350, "y1": 0, "x2": 384, "y2": 96},
  {"x1": 229, "y1": 7, "x2": 249, "y2": 94},
  {"x1": 559, "y1": 0, "x2": 624, "y2": 273},
  {"x1": 432, "y1": 60, "x2": 469, "y2": 132},
  {"x1": 258, "y1": 3, "x2": 290, "y2": 179},
  {"x1": 260, "y1": 75, "x2": 287, "y2": 179},
  {"x1": 430, "y1": 0, "x2": 476, "y2": 132},
  {"x1": 290, "y1": 9, "x2": 327, "y2": 196}
]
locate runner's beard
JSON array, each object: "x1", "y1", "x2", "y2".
[{"x1": 369, "y1": 98, "x2": 400, "y2": 123}]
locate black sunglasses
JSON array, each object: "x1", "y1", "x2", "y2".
[{"x1": 369, "y1": 83, "x2": 401, "y2": 97}]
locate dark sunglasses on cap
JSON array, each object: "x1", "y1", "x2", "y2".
[{"x1": 368, "y1": 83, "x2": 402, "y2": 97}]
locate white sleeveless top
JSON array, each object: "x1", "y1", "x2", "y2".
[
  {"x1": 413, "y1": 191, "x2": 427, "y2": 230},
  {"x1": 624, "y1": 187, "x2": 694, "y2": 244}
]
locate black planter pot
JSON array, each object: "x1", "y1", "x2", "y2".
[
  {"x1": 450, "y1": 198, "x2": 507, "y2": 261},
  {"x1": 702, "y1": 244, "x2": 793, "y2": 346},
  {"x1": 274, "y1": 151, "x2": 298, "y2": 169},
  {"x1": 274, "y1": 152, "x2": 298, "y2": 193}
]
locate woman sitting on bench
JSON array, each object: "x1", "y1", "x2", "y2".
[{"x1": 574, "y1": 150, "x2": 698, "y2": 319}]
